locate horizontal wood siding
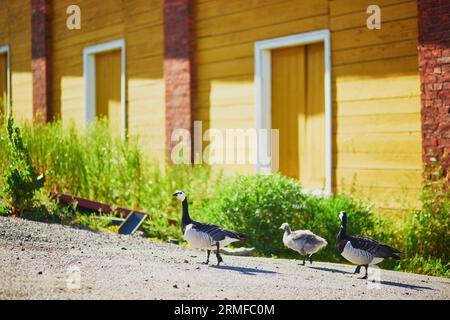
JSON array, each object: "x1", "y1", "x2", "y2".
[
  {"x1": 195, "y1": 0, "x2": 329, "y2": 174},
  {"x1": 51, "y1": 0, "x2": 165, "y2": 161},
  {"x1": 330, "y1": 0, "x2": 421, "y2": 213},
  {"x1": 0, "y1": 0, "x2": 422, "y2": 213},
  {"x1": 0, "y1": 0, "x2": 32, "y2": 120},
  {"x1": 195, "y1": 0, "x2": 422, "y2": 213}
]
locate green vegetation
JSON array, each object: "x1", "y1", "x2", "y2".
[
  {"x1": 0, "y1": 118, "x2": 219, "y2": 241},
  {"x1": 0, "y1": 118, "x2": 448, "y2": 277},
  {"x1": 395, "y1": 164, "x2": 450, "y2": 277},
  {"x1": 196, "y1": 174, "x2": 393, "y2": 263},
  {"x1": 2, "y1": 117, "x2": 45, "y2": 214}
]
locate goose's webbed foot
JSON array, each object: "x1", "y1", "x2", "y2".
[
  {"x1": 203, "y1": 250, "x2": 211, "y2": 265},
  {"x1": 215, "y1": 243, "x2": 223, "y2": 266},
  {"x1": 358, "y1": 265, "x2": 369, "y2": 279}
]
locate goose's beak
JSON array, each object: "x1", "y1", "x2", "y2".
[{"x1": 172, "y1": 193, "x2": 177, "y2": 197}]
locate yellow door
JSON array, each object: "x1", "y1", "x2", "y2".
[
  {"x1": 0, "y1": 53, "x2": 7, "y2": 117},
  {"x1": 95, "y1": 50, "x2": 122, "y2": 135},
  {"x1": 271, "y1": 43, "x2": 325, "y2": 190}
]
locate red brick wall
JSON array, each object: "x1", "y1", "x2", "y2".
[
  {"x1": 418, "y1": 0, "x2": 450, "y2": 180},
  {"x1": 164, "y1": 0, "x2": 195, "y2": 162},
  {"x1": 31, "y1": 0, "x2": 52, "y2": 122}
]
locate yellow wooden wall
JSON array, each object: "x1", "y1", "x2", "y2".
[
  {"x1": 195, "y1": 0, "x2": 330, "y2": 174},
  {"x1": 0, "y1": 0, "x2": 32, "y2": 121},
  {"x1": 51, "y1": 0, "x2": 166, "y2": 160},
  {"x1": 0, "y1": 0, "x2": 422, "y2": 213},
  {"x1": 195, "y1": 0, "x2": 422, "y2": 214},
  {"x1": 330, "y1": 0, "x2": 422, "y2": 215}
]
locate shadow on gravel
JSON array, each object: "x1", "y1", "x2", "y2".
[
  {"x1": 211, "y1": 265, "x2": 277, "y2": 276},
  {"x1": 310, "y1": 266, "x2": 435, "y2": 291},
  {"x1": 379, "y1": 280, "x2": 434, "y2": 291},
  {"x1": 308, "y1": 266, "x2": 352, "y2": 275}
]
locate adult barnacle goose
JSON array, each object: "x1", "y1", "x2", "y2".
[
  {"x1": 173, "y1": 190, "x2": 248, "y2": 266},
  {"x1": 280, "y1": 223, "x2": 327, "y2": 265},
  {"x1": 337, "y1": 211, "x2": 400, "y2": 279}
]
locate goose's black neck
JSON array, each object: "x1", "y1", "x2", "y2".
[
  {"x1": 337, "y1": 219, "x2": 347, "y2": 253},
  {"x1": 181, "y1": 199, "x2": 192, "y2": 228},
  {"x1": 338, "y1": 219, "x2": 347, "y2": 238}
]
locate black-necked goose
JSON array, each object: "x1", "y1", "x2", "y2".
[
  {"x1": 280, "y1": 223, "x2": 327, "y2": 265},
  {"x1": 337, "y1": 211, "x2": 400, "y2": 279},
  {"x1": 173, "y1": 190, "x2": 248, "y2": 266}
]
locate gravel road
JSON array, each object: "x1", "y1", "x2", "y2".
[{"x1": 0, "y1": 216, "x2": 448, "y2": 300}]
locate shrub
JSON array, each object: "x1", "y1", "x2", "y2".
[
  {"x1": 2, "y1": 117, "x2": 45, "y2": 214},
  {"x1": 197, "y1": 174, "x2": 391, "y2": 262},
  {"x1": 398, "y1": 165, "x2": 450, "y2": 277}
]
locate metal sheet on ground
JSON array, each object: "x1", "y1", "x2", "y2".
[{"x1": 118, "y1": 212, "x2": 147, "y2": 235}]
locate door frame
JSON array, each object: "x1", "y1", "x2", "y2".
[
  {"x1": 0, "y1": 44, "x2": 11, "y2": 117},
  {"x1": 83, "y1": 39, "x2": 126, "y2": 140},
  {"x1": 254, "y1": 29, "x2": 332, "y2": 195}
]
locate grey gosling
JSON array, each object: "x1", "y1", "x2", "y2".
[{"x1": 280, "y1": 222, "x2": 327, "y2": 265}]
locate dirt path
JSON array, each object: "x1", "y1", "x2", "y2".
[{"x1": 0, "y1": 216, "x2": 448, "y2": 300}]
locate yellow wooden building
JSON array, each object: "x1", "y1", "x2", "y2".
[{"x1": 0, "y1": 0, "x2": 431, "y2": 215}]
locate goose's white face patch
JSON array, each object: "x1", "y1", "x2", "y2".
[
  {"x1": 339, "y1": 212, "x2": 344, "y2": 221},
  {"x1": 174, "y1": 191, "x2": 186, "y2": 202}
]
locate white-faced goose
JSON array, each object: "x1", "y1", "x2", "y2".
[
  {"x1": 173, "y1": 190, "x2": 248, "y2": 266},
  {"x1": 280, "y1": 223, "x2": 327, "y2": 265},
  {"x1": 337, "y1": 211, "x2": 400, "y2": 279}
]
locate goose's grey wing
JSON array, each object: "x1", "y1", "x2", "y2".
[
  {"x1": 290, "y1": 230, "x2": 310, "y2": 239},
  {"x1": 349, "y1": 236, "x2": 400, "y2": 259},
  {"x1": 291, "y1": 231, "x2": 327, "y2": 246},
  {"x1": 192, "y1": 222, "x2": 247, "y2": 242},
  {"x1": 291, "y1": 231, "x2": 313, "y2": 241}
]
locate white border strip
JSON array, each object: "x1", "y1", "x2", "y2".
[
  {"x1": 83, "y1": 39, "x2": 127, "y2": 140},
  {"x1": 0, "y1": 44, "x2": 11, "y2": 117},
  {"x1": 254, "y1": 29, "x2": 332, "y2": 195}
]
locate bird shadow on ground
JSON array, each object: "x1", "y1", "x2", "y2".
[
  {"x1": 210, "y1": 265, "x2": 277, "y2": 276},
  {"x1": 378, "y1": 280, "x2": 434, "y2": 291},
  {"x1": 310, "y1": 267, "x2": 434, "y2": 291},
  {"x1": 308, "y1": 266, "x2": 352, "y2": 275}
]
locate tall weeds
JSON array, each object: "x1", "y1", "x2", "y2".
[
  {"x1": 396, "y1": 161, "x2": 450, "y2": 277},
  {"x1": 0, "y1": 118, "x2": 221, "y2": 240},
  {"x1": 0, "y1": 119, "x2": 448, "y2": 277}
]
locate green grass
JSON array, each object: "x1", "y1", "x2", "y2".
[
  {"x1": 0, "y1": 118, "x2": 448, "y2": 278},
  {"x1": 0, "y1": 118, "x2": 222, "y2": 241}
]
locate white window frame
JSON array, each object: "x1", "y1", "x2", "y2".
[
  {"x1": 83, "y1": 39, "x2": 126, "y2": 140},
  {"x1": 0, "y1": 44, "x2": 11, "y2": 117},
  {"x1": 254, "y1": 29, "x2": 332, "y2": 195}
]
